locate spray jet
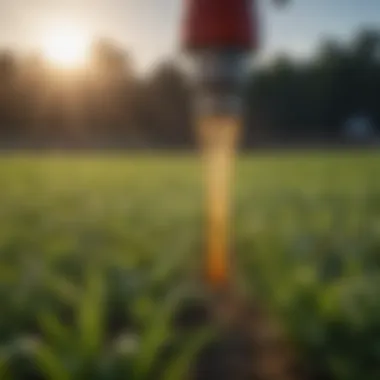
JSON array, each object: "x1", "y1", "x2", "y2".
[
  {"x1": 181, "y1": 0, "x2": 287, "y2": 290},
  {"x1": 176, "y1": 3, "x2": 301, "y2": 380}
]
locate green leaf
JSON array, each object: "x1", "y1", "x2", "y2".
[
  {"x1": 0, "y1": 349, "x2": 12, "y2": 380},
  {"x1": 77, "y1": 265, "x2": 105, "y2": 358},
  {"x1": 33, "y1": 343, "x2": 70, "y2": 380},
  {"x1": 161, "y1": 328, "x2": 216, "y2": 380},
  {"x1": 38, "y1": 311, "x2": 72, "y2": 349},
  {"x1": 133, "y1": 292, "x2": 182, "y2": 380},
  {"x1": 46, "y1": 274, "x2": 79, "y2": 306}
]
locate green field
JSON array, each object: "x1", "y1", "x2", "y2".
[{"x1": 1, "y1": 151, "x2": 380, "y2": 380}]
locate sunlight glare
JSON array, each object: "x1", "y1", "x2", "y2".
[{"x1": 43, "y1": 24, "x2": 89, "y2": 68}]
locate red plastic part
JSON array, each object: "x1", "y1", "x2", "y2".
[{"x1": 182, "y1": 0, "x2": 259, "y2": 51}]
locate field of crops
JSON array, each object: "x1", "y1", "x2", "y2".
[{"x1": 0, "y1": 151, "x2": 380, "y2": 380}]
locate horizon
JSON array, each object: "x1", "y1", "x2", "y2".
[{"x1": 0, "y1": 0, "x2": 379, "y2": 73}]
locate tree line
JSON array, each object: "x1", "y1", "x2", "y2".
[
  {"x1": 0, "y1": 29, "x2": 379, "y2": 149},
  {"x1": 245, "y1": 28, "x2": 380, "y2": 146}
]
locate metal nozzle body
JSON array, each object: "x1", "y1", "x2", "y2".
[
  {"x1": 190, "y1": 49, "x2": 250, "y2": 118},
  {"x1": 181, "y1": 0, "x2": 257, "y2": 118}
]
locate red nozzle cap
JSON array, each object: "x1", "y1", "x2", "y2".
[{"x1": 182, "y1": 0, "x2": 259, "y2": 51}]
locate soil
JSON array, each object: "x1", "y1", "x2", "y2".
[{"x1": 173, "y1": 290, "x2": 305, "y2": 380}]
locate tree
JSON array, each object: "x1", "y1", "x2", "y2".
[
  {"x1": 245, "y1": 27, "x2": 380, "y2": 144},
  {"x1": 86, "y1": 39, "x2": 138, "y2": 144},
  {"x1": 142, "y1": 61, "x2": 193, "y2": 147},
  {"x1": 0, "y1": 51, "x2": 20, "y2": 138},
  {"x1": 90, "y1": 39, "x2": 133, "y2": 80}
]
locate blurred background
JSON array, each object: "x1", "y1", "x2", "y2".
[
  {"x1": 0, "y1": 1, "x2": 379, "y2": 380},
  {"x1": 0, "y1": 0, "x2": 379, "y2": 149}
]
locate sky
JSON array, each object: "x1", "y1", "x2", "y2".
[{"x1": 0, "y1": 0, "x2": 379, "y2": 71}]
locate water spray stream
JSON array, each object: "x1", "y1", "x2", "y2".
[
  {"x1": 198, "y1": 116, "x2": 240, "y2": 289},
  {"x1": 178, "y1": 1, "x2": 301, "y2": 379}
]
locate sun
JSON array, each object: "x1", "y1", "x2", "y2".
[{"x1": 42, "y1": 24, "x2": 89, "y2": 68}]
